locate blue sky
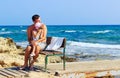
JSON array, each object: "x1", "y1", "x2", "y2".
[{"x1": 0, "y1": 0, "x2": 120, "y2": 25}]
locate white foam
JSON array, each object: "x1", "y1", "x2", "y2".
[
  {"x1": 0, "y1": 31, "x2": 13, "y2": 34},
  {"x1": 92, "y1": 30, "x2": 113, "y2": 34},
  {"x1": 21, "y1": 30, "x2": 26, "y2": 32},
  {"x1": 69, "y1": 41, "x2": 120, "y2": 49},
  {"x1": 65, "y1": 30, "x2": 76, "y2": 33},
  {"x1": 1, "y1": 28, "x2": 5, "y2": 31}
]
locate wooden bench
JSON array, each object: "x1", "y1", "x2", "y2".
[{"x1": 29, "y1": 37, "x2": 66, "y2": 71}]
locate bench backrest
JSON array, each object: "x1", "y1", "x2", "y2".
[{"x1": 46, "y1": 37, "x2": 66, "y2": 48}]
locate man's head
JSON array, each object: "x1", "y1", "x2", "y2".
[{"x1": 32, "y1": 14, "x2": 40, "y2": 23}]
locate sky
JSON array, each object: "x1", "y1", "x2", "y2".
[{"x1": 0, "y1": 0, "x2": 120, "y2": 25}]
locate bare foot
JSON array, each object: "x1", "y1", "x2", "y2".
[{"x1": 19, "y1": 65, "x2": 28, "y2": 70}]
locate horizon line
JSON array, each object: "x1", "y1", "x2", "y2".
[{"x1": 0, "y1": 24, "x2": 120, "y2": 26}]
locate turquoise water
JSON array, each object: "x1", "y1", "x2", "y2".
[{"x1": 0, "y1": 25, "x2": 120, "y2": 61}]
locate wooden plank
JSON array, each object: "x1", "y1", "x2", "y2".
[
  {"x1": 0, "y1": 74, "x2": 7, "y2": 78},
  {"x1": 0, "y1": 71, "x2": 13, "y2": 78},
  {"x1": 6, "y1": 69, "x2": 25, "y2": 77},
  {"x1": 0, "y1": 69, "x2": 20, "y2": 78}
]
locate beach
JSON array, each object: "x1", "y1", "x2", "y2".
[{"x1": 0, "y1": 25, "x2": 120, "y2": 78}]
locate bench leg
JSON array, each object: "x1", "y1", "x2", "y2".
[
  {"x1": 63, "y1": 55, "x2": 65, "y2": 70},
  {"x1": 63, "y1": 48, "x2": 66, "y2": 70},
  {"x1": 45, "y1": 55, "x2": 48, "y2": 71}
]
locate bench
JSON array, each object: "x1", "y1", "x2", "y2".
[{"x1": 29, "y1": 37, "x2": 66, "y2": 71}]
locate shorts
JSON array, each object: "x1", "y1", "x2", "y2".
[
  {"x1": 37, "y1": 42, "x2": 46, "y2": 50},
  {"x1": 29, "y1": 42, "x2": 46, "y2": 50}
]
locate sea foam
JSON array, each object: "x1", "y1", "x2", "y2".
[
  {"x1": 0, "y1": 31, "x2": 13, "y2": 35},
  {"x1": 69, "y1": 41, "x2": 120, "y2": 49},
  {"x1": 65, "y1": 30, "x2": 76, "y2": 33},
  {"x1": 92, "y1": 30, "x2": 113, "y2": 34},
  {"x1": 21, "y1": 30, "x2": 27, "y2": 32}
]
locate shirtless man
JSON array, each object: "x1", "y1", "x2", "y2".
[{"x1": 20, "y1": 14, "x2": 47, "y2": 70}]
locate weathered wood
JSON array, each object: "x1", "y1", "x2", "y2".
[
  {"x1": 6, "y1": 69, "x2": 25, "y2": 77},
  {"x1": 0, "y1": 68, "x2": 30, "y2": 78},
  {"x1": 0, "y1": 70, "x2": 13, "y2": 78},
  {"x1": 0, "y1": 74, "x2": 7, "y2": 78},
  {"x1": 0, "y1": 69, "x2": 20, "y2": 78}
]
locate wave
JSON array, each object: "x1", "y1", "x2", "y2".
[
  {"x1": 21, "y1": 30, "x2": 27, "y2": 32},
  {"x1": 17, "y1": 40, "x2": 120, "y2": 50},
  {"x1": 64, "y1": 30, "x2": 77, "y2": 33},
  {"x1": 16, "y1": 41, "x2": 120, "y2": 57},
  {"x1": 68, "y1": 41, "x2": 120, "y2": 49},
  {"x1": 0, "y1": 31, "x2": 13, "y2": 35},
  {"x1": 92, "y1": 30, "x2": 113, "y2": 34},
  {"x1": 1, "y1": 28, "x2": 6, "y2": 31}
]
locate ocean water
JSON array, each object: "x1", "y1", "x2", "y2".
[{"x1": 0, "y1": 25, "x2": 120, "y2": 61}]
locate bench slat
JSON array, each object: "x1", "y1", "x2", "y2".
[{"x1": 40, "y1": 51, "x2": 62, "y2": 55}]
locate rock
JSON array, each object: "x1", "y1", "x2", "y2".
[
  {"x1": 0, "y1": 65, "x2": 2, "y2": 68},
  {"x1": 0, "y1": 60, "x2": 5, "y2": 67},
  {"x1": 61, "y1": 56, "x2": 77, "y2": 62},
  {"x1": 49, "y1": 56, "x2": 62, "y2": 63},
  {"x1": 16, "y1": 45, "x2": 23, "y2": 49},
  {"x1": 0, "y1": 37, "x2": 18, "y2": 53},
  {"x1": 11, "y1": 62, "x2": 21, "y2": 66}
]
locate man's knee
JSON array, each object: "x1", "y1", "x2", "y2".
[
  {"x1": 25, "y1": 45, "x2": 32, "y2": 54},
  {"x1": 28, "y1": 45, "x2": 32, "y2": 50},
  {"x1": 36, "y1": 46, "x2": 41, "y2": 50}
]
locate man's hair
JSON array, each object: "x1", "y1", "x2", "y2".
[{"x1": 32, "y1": 14, "x2": 40, "y2": 21}]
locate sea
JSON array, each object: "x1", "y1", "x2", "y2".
[{"x1": 0, "y1": 25, "x2": 120, "y2": 61}]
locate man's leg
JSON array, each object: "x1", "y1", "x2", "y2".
[
  {"x1": 22, "y1": 45, "x2": 32, "y2": 67},
  {"x1": 34, "y1": 45, "x2": 41, "y2": 60},
  {"x1": 29, "y1": 45, "x2": 41, "y2": 68}
]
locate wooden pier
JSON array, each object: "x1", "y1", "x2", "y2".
[{"x1": 0, "y1": 68, "x2": 29, "y2": 78}]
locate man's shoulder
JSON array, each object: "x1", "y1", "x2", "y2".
[
  {"x1": 27, "y1": 24, "x2": 34, "y2": 30},
  {"x1": 42, "y1": 23, "x2": 47, "y2": 28}
]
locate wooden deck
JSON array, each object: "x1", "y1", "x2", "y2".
[{"x1": 0, "y1": 68, "x2": 29, "y2": 78}]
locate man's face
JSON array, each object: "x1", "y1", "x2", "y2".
[{"x1": 34, "y1": 18, "x2": 40, "y2": 23}]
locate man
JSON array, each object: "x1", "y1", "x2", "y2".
[{"x1": 20, "y1": 14, "x2": 47, "y2": 70}]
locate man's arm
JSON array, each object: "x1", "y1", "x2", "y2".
[{"x1": 27, "y1": 26, "x2": 32, "y2": 43}]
